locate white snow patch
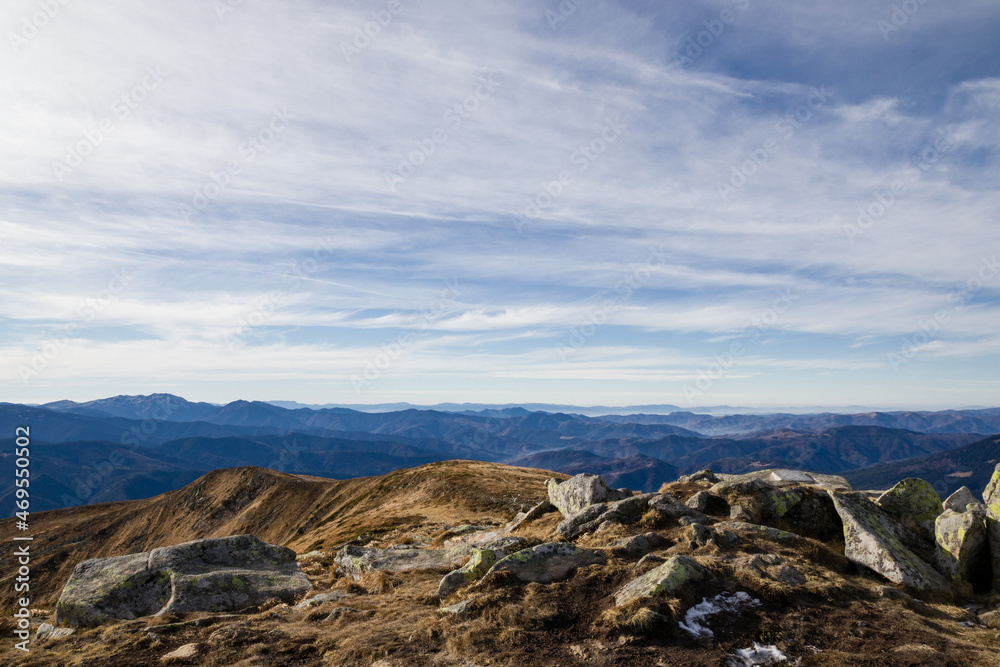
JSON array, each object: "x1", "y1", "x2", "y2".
[
  {"x1": 726, "y1": 643, "x2": 791, "y2": 666},
  {"x1": 678, "y1": 591, "x2": 762, "y2": 639}
]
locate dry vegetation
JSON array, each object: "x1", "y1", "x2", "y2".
[{"x1": 1, "y1": 462, "x2": 998, "y2": 666}]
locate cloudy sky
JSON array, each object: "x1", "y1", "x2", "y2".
[{"x1": 2, "y1": 0, "x2": 999, "y2": 409}]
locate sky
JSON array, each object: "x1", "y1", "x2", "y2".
[{"x1": 1, "y1": 0, "x2": 999, "y2": 410}]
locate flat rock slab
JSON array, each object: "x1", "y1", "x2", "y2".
[
  {"x1": 335, "y1": 545, "x2": 459, "y2": 580},
  {"x1": 55, "y1": 535, "x2": 311, "y2": 626},
  {"x1": 717, "y1": 469, "x2": 851, "y2": 490},
  {"x1": 830, "y1": 491, "x2": 950, "y2": 592},
  {"x1": 770, "y1": 470, "x2": 815, "y2": 483},
  {"x1": 488, "y1": 542, "x2": 605, "y2": 583}
]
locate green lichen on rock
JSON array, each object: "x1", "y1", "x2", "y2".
[
  {"x1": 831, "y1": 491, "x2": 950, "y2": 592},
  {"x1": 613, "y1": 555, "x2": 704, "y2": 606},
  {"x1": 487, "y1": 542, "x2": 605, "y2": 584},
  {"x1": 54, "y1": 535, "x2": 311, "y2": 626},
  {"x1": 934, "y1": 508, "x2": 988, "y2": 583},
  {"x1": 875, "y1": 478, "x2": 942, "y2": 542}
]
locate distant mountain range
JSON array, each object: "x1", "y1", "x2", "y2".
[{"x1": 3, "y1": 393, "x2": 999, "y2": 512}]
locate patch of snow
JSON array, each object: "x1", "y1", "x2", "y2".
[
  {"x1": 678, "y1": 591, "x2": 762, "y2": 639},
  {"x1": 726, "y1": 643, "x2": 791, "y2": 666}
]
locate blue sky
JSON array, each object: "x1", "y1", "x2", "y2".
[{"x1": 2, "y1": 0, "x2": 999, "y2": 409}]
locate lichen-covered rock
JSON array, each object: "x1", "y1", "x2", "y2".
[
  {"x1": 830, "y1": 491, "x2": 950, "y2": 592},
  {"x1": 437, "y1": 547, "x2": 502, "y2": 598},
  {"x1": 613, "y1": 555, "x2": 704, "y2": 606},
  {"x1": 546, "y1": 474, "x2": 631, "y2": 517},
  {"x1": 875, "y1": 478, "x2": 943, "y2": 543},
  {"x1": 943, "y1": 486, "x2": 980, "y2": 512},
  {"x1": 55, "y1": 535, "x2": 311, "y2": 626},
  {"x1": 487, "y1": 542, "x2": 605, "y2": 583},
  {"x1": 556, "y1": 493, "x2": 656, "y2": 539},
  {"x1": 984, "y1": 464, "x2": 1000, "y2": 592},
  {"x1": 334, "y1": 545, "x2": 458, "y2": 581},
  {"x1": 934, "y1": 508, "x2": 989, "y2": 584}
]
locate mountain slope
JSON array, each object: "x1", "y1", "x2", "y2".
[
  {"x1": 0, "y1": 462, "x2": 561, "y2": 613},
  {"x1": 842, "y1": 434, "x2": 1000, "y2": 497}
]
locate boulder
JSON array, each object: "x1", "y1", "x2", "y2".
[
  {"x1": 983, "y1": 464, "x2": 1000, "y2": 591},
  {"x1": 716, "y1": 521, "x2": 800, "y2": 543},
  {"x1": 334, "y1": 545, "x2": 458, "y2": 581},
  {"x1": 546, "y1": 474, "x2": 630, "y2": 517},
  {"x1": 613, "y1": 555, "x2": 704, "y2": 606},
  {"x1": 685, "y1": 491, "x2": 710, "y2": 512},
  {"x1": 487, "y1": 542, "x2": 605, "y2": 584},
  {"x1": 830, "y1": 491, "x2": 950, "y2": 592},
  {"x1": 556, "y1": 493, "x2": 656, "y2": 539},
  {"x1": 943, "y1": 486, "x2": 980, "y2": 512},
  {"x1": 875, "y1": 478, "x2": 943, "y2": 543},
  {"x1": 610, "y1": 532, "x2": 667, "y2": 558},
  {"x1": 648, "y1": 492, "x2": 708, "y2": 522},
  {"x1": 437, "y1": 548, "x2": 498, "y2": 598},
  {"x1": 55, "y1": 535, "x2": 311, "y2": 626},
  {"x1": 934, "y1": 508, "x2": 989, "y2": 584}
]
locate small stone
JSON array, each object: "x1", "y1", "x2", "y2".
[
  {"x1": 161, "y1": 643, "x2": 199, "y2": 664},
  {"x1": 438, "y1": 600, "x2": 470, "y2": 616}
]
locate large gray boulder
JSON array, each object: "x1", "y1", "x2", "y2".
[
  {"x1": 875, "y1": 478, "x2": 943, "y2": 543},
  {"x1": 334, "y1": 545, "x2": 459, "y2": 581},
  {"x1": 830, "y1": 491, "x2": 950, "y2": 592},
  {"x1": 984, "y1": 464, "x2": 1000, "y2": 592},
  {"x1": 546, "y1": 474, "x2": 630, "y2": 517},
  {"x1": 613, "y1": 555, "x2": 704, "y2": 606},
  {"x1": 934, "y1": 508, "x2": 989, "y2": 584},
  {"x1": 55, "y1": 535, "x2": 311, "y2": 626},
  {"x1": 487, "y1": 542, "x2": 605, "y2": 583}
]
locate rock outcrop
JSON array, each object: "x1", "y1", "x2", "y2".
[
  {"x1": 55, "y1": 535, "x2": 311, "y2": 626},
  {"x1": 556, "y1": 493, "x2": 656, "y2": 539},
  {"x1": 436, "y1": 537, "x2": 528, "y2": 598},
  {"x1": 830, "y1": 491, "x2": 950, "y2": 592},
  {"x1": 487, "y1": 542, "x2": 605, "y2": 583},
  {"x1": 546, "y1": 474, "x2": 630, "y2": 517}
]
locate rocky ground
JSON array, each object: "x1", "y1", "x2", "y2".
[{"x1": 2, "y1": 461, "x2": 999, "y2": 666}]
